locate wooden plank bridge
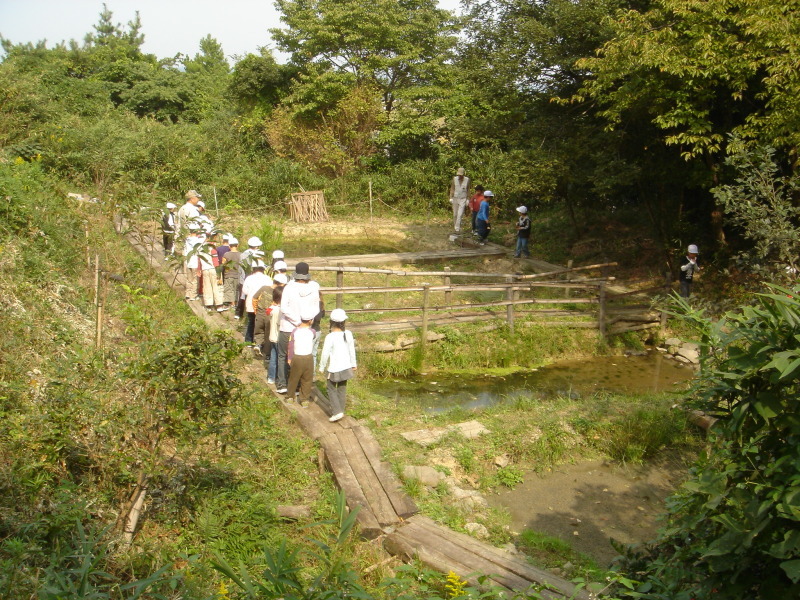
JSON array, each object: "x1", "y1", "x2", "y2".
[{"x1": 295, "y1": 246, "x2": 506, "y2": 267}]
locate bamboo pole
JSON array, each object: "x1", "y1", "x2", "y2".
[
  {"x1": 598, "y1": 282, "x2": 607, "y2": 338},
  {"x1": 369, "y1": 180, "x2": 373, "y2": 223},
  {"x1": 318, "y1": 283, "x2": 602, "y2": 295},
  {"x1": 287, "y1": 263, "x2": 616, "y2": 279},
  {"x1": 444, "y1": 267, "x2": 452, "y2": 307},
  {"x1": 85, "y1": 224, "x2": 90, "y2": 268},
  {"x1": 564, "y1": 259, "x2": 573, "y2": 298},
  {"x1": 506, "y1": 276, "x2": 514, "y2": 333},
  {"x1": 516, "y1": 261, "x2": 618, "y2": 280},
  {"x1": 336, "y1": 263, "x2": 344, "y2": 309}
]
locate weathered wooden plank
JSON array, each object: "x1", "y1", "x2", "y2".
[
  {"x1": 352, "y1": 425, "x2": 418, "y2": 519},
  {"x1": 407, "y1": 516, "x2": 590, "y2": 599},
  {"x1": 337, "y1": 428, "x2": 399, "y2": 527},
  {"x1": 388, "y1": 527, "x2": 542, "y2": 595},
  {"x1": 294, "y1": 248, "x2": 506, "y2": 267},
  {"x1": 319, "y1": 432, "x2": 383, "y2": 539}
]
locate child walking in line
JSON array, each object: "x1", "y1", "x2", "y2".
[
  {"x1": 318, "y1": 309, "x2": 357, "y2": 423},
  {"x1": 285, "y1": 307, "x2": 319, "y2": 405}
]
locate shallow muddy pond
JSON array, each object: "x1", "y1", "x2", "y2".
[
  {"x1": 282, "y1": 238, "x2": 403, "y2": 257},
  {"x1": 368, "y1": 353, "x2": 694, "y2": 412}
]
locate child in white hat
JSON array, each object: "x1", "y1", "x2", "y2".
[
  {"x1": 514, "y1": 206, "x2": 531, "y2": 258},
  {"x1": 318, "y1": 309, "x2": 357, "y2": 422}
]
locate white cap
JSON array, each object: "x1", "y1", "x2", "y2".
[
  {"x1": 484, "y1": 190, "x2": 494, "y2": 197},
  {"x1": 330, "y1": 308, "x2": 348, "y2": 322},
  {"x1": 272, "y1": 249, "x2": 285, "y2": 259},
  {"x1": 273, "y1": 273, "x2": 288, "y2": 285},
  {"x1": 187, "y1": 222, "x2": 201, "y2": 231},
  {"x1": 300, "y1": 306, "x2": 318, "y2": 321},
  {"x1": 228, "y1": 237, "x2": 239, "y2": 245},
  {"x1": 273, "y1": 260, "x2": 287, "y2": 271},
  {"x1": 516, "y1": 206, "x2": 528, "y2": 214},
  {"x1": 251, "y1": 259, "x2": 266, "y2": 269},
  {"x1": 222, "y1": 233, "x2": 230, "y2": 241},
  {"x1": 197, "y1": 200, "x2": 205, "y2": 208},
  {"x1": 688, "y1": 244, "x2": 699, "y2": 254},
  {"x1": 248, "y1": 236, "x2": 263, "y2": 247},
  {"x1": 166, "y1": 202, "x2": 177, "y2": 209}
]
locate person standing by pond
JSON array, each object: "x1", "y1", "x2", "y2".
[
  {"x1": 476, "y1": 190, "x2": 492, "y2": 245},
  {"x1": 318, "y1": 309, "x2": 357, "y2": 423},
  {"x1": 679, "y1": 244, "x2": 700, "y2": 298},
  {"x1": 514, "y1": 205, "x2": 531, "y2": 258},
  {"x1": 161, "y1": 202, "x2": 176, "y2": 258},
  {"x1": 449, "y1": 167, "x2": 471, "y2": 234}
]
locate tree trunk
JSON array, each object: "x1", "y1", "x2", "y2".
[{"x1": 705, "y1": 154, "x2": 727, "y2": 247}]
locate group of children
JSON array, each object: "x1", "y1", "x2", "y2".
[
  {"x1": 164, "y1": 191, "x2": 357, "y2": 423},
  {"x1": 451, "y1": 171, "x2": 531, "y2": 254}
]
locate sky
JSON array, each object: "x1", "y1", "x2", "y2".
[{"x1": 0, "y1": 0, "x2": 464, "y2": 63}]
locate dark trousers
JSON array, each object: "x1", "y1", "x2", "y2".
[
  {"x1": 477, "y1": 219, "x2": 489, "y2": 242},
  {"x1": 286, "y1": 354, "x2": 313, "y2": 402},
  {"x1": 245, "y1": 312, "x2": 256, "y2": 343},
  {"x1": 276, "y1": 331, "x2": 291, "y2": 389},
  {"x1": 471, "y1": 210, "x2": 478, "y2": 232},
  {"x1": 680, "y1": 280, "x2": 692, "y2": 298},
  {"x1": 162, "y1": 233, "x2": 174, "y2": 256}
]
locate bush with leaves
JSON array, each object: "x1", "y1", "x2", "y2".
[{"x1": 615, "y1": 286, "x2": 800, "y2": 599}]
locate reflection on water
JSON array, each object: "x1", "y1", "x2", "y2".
[
  {"x1": 283, "y1": 239, "x2": 402, "y2": 257},
  {"x1": 368, "y1": 353, "x2": 695, "y2": 412}
]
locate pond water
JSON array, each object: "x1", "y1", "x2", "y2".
[
  {"x1": 282, "y1": 238, "x2": 403, "y2": 257},
  {"x1": 368, "y1": 352, "x2": 694, "y2": 412}
]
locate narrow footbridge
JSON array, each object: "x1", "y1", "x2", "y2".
[{"x1": 290, "y1": 393, "x2": 591, "y2": 600}]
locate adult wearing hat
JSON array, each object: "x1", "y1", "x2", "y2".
[
  {"x1": 183, "y1": 223, "x2": 203, "y2": 300},
  {"x1": 449, "y1": 167, "x2": 471, "y2": 234},
  {"x1": 514, "y1": 205, "x2": 531, "y2": 258},
  {"x1": 221, "y1": 237, "x2": 241, "y2": 309},
  {"x1": 236, "y1": 237, "x2": 263, "y2": 319},
  {"x1": 176, "y1": 190, "x2": 201, "y2": 238},
  {"x1": 276, "y1": 262, "x2": 321, "y2": 394},
  {"x1": 162, "y1": 202, "x2": 177, "y2": 258},
  {"x1": 679, "y1": 244, "x2": 700, "y2": 298},
  {"x1": 318, "y1": 308, "x2": 357, "y2": 423},
  {"x1": 241, "y1": 259, "x2": 273, "y2": 345}
]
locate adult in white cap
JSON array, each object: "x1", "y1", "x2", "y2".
[
  {"x1": 318, "y1": 308, "x2": 357, "y2": 422},
  {"x1": 236, "y1": 237, "x2": 265, "y2": 318},
  {"x1": 448, "y1": 167, "x2": 471, "y2": 234},
  {"x1": 276, "y1": 261, "x2": 321, "y2": 393},
  {"x1": 514, "y1": 205, "x2": 531, "y2": 259},
  {"x1": 176, "y1": 189, "x2": 201, "y2": 239},
  {"x1": 241, "y1": 259, "x2": 272, "y2": 345},
  {"x1": 162, "y1": 202, "x2": 177, "y2": 258},
  {"x1": 679, "y1": 244, "x2": 700, "y2": 298},
  {"x1": 221, "y1": 237, "x2": 241, "y2": 309},
  {"x1": 476, "y1": 190, "x2": 492, "y2": 245}
]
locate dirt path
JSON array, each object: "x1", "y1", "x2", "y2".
[{"x1": 486, "y1": 457, "x2": 688, "y2": 566}]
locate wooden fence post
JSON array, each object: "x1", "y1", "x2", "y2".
[
  {"x1": 384, "y1": 273, "x2": 390, "y2": 308},
  {"x1": 336, "y1": 262, "x2": 344, "y2": 309},
  {"x1": 369, "y1": 180, "x2": 373, "y2": 223},
  {"x1": 421, "y1": 284, "x2": 430, "y2": 354},
  {"x1": 564, "y1": 259, "x2": 573, "y2": 298},
  {"x1": 660, "y1": 271, "x2": 672, "y2": 333},
  {"x1": 444, "y1": 267, "x2": 452, "y2": 307},
  {"x1": 506, "y1": 276, "x2": 515, "y2": 333},
  {"x1": 598, "y1": 282, "x2": 607, "y2": 339}
]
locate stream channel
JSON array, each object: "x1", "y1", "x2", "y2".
[{"x1": 369, "y1": 352, "x2": 697, "y2": 566}]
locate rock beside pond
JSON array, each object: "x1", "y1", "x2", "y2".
[
  {"x1": 659, "y1": 337, "x2": 700, "y2": 365},
  {"x1": 403, "y1": 465, "x2": 445, "y2": 487},
  {"x1": 464, "y1": 522, "x2": 490, "y2": 539},
  {"x1": 401, "y1": 420, "x2": 490, "y2": 447}
]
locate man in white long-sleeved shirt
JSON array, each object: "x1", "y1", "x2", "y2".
[{"x1": 276, "y1": 262, "x2": 320, "y2": 393}]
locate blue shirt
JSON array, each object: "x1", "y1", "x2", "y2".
[{"x1": 477, "y1": 200, "x2": 490, "y2": 222}]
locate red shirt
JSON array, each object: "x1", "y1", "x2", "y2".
[{"x1": 469, "y1": 192, "x2": 484, "y2": 212}]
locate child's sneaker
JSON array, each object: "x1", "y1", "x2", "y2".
[{"x1": 329, "y1": 413, "x2": 344, "y2": 422}]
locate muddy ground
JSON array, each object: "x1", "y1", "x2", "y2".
[{"x1": 486, "y1": 456, "x2": 689, "y2": 566}]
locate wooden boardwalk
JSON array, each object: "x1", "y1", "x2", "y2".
[{"x1": 127, "y1": 230, "x2": 591, "y2": 599}]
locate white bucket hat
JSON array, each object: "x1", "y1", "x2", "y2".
[
  {"x1": 330, "y1": 308, "x2": 348, "y2": 322},
  {"x1": 273, "y1": 260, "x2": 287, "y2": 271},
  {"x1": 516, "y1": 206, "x2": 528, "y2": 214},
  {"x1": 272, "y1": 249, "x2": 285, "y2": 259},
  {"x1": 688, "y1": 244, "x2": 699, "y2": 254},
  {"x1": 248, "y1": 236, "x2": 263, "y2": 247}
]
